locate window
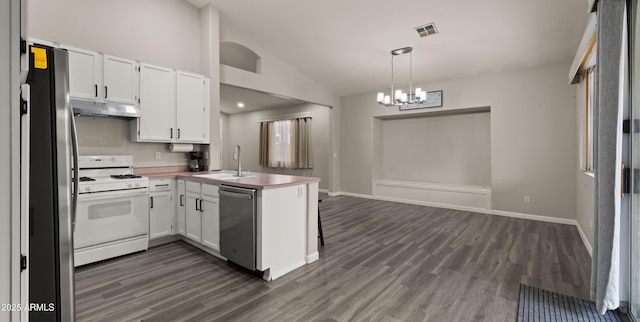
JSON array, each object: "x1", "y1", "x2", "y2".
[
  {"x1": 586, "y1": 66, "x2": 596, "y2": 172},
  {"x1": 259, "y1": 117, "x2": 313, "y2": 169},
  {"x1": 580, "y1": 35, "x2": 597, "y2": 173}
]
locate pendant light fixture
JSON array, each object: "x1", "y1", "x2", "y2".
[{"x1": 376, "y1": 47, "x2": 427, "y2": 108}]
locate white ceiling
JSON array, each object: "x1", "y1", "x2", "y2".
[
  {"x1": 189, "y1": 0, "x2": 589, "y2": 99},
  {"x1": 220, "y1": 84, "x2": 306, "y2": 114}
]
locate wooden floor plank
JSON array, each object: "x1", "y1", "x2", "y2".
[{"x1": 75, "y1": 194, "x2": 591, "y2": 321}]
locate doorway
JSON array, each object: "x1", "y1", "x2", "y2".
[{"x1": 630, "y1": 0, "x2": 639, "y2": 320}]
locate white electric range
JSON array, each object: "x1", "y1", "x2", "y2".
[{"x1": 74, "y1": 155, "x2": 150, "y2": 266}]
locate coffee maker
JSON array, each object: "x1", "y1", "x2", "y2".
[{"x1": 188, "y1": 151, "x2": 204, "y2": 172}]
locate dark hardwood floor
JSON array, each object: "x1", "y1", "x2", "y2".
[{"x1": 75, "y1": 194, "x2": 591, "y2": 321}]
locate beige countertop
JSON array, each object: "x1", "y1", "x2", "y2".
[{"x1": 138, "y1": 168, "x2": 320, "y2": 190}]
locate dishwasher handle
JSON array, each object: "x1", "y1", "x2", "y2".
[{"x1": 219, "y1": 189, "x2": 254, "y2": 200}]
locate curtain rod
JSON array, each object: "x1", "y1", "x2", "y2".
[{"x1": 258, "y1": 111, "x2": 312, "y2": 123}]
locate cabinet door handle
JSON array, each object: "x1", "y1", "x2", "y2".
[
  {"x1": 104, "y1": 86, "x2": 108, "y2": 99},
  {"x1": 150, "y1": 196, "x2": 154, "y2": 209},
  {"x1": 177, "y1": 128, "x2": 181, "y2": 139},
  {"x1": 195, "y1": 198, "x2": 199, "y2": 211},
  {"x1": 94, "y1": 84, "x2": 98, "y2": 98},
  {"x1": 170, "y1": 128, "x2": 173, "y2": 139},
  {"x1": 180, "y1": 195, "x2": 184, "y2": 206},
  {"x1": 199, "y1": 199, "x2": 203, "y2": 212}
]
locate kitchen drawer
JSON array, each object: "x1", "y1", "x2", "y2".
[
  {"x1": 186, "y1": 181, "x2": 201, "y2": 194},
  {"x1": 201, "y1": 184, "x2": 219, "y2": 199},
  {"x1": 150, "y1": 179, "x2": 173, "y2": 192}
]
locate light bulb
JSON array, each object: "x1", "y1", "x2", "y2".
[
  {"x1": 420, "y1": 91, "x2": 427, "y2": 102},
  {"x1": 395, "y1": 90, "x2": 402, "y2": 102},
  {"x1": 376, "y1": 92, "x2": 384, "y2": 103},
  {"x1": 401, "y1": 93, "x2": 408, "y2": 103},
  {"x1": 383, "y1": 95, "x2": 391, "y2": 104},
  {"x1": 415, "y1": 88, "x2": 422, "y2": 97}
]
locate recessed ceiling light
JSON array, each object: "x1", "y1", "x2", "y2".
[{"x1": 237, "y1": 102, "x2": 245, "y2": 108}]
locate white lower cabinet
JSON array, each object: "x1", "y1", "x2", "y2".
[
  {"x1": 176, "y1": 179, "x2": 186, "y2": 236},
  {"x1": 201, "y1": 186, "x2": 220, "y2": 251},
  {"x1": 149, "y1": 179, "x2": 175, "y2": 240},
  {"x1": 184, "y1": 181, "x2": 219, "y2": 251},
  {"x1": 185, "y1": 191, "x2": 201, "y2": 242}
]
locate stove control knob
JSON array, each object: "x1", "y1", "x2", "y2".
[
  {"x1": 86, "y1": 186, "x2": 92, "y2": 192},
  {"x1": 135, "y1": 183, "x2": 140, "y2": 187},
  {"x1": 127, "y1": 183, "x2": 132, "y2": 188}
]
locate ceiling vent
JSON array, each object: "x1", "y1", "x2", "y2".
[{"x1": 414, "y1": 23, "x2": 438, "y2": 37}]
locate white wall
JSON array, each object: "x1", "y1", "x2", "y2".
[
  {"x1": 0, "y1": 0, "x2": 11, "y2": 312},
  {"x1": 341, "y1": 62, "x2": 578, "y2": 219},
  {"x1": 28, "y1": 0, "x2": 207, "y2": 167},
  {"x1": 75, "y1": 117, "x2": 193, "y2": 167},
  {"x1": 223, "y1": 104, "x2": 332, "y2": 190},
  {"x1": 574, "y1": 79, "x2": 595, "y2": 251},
  {"x1": 219, "y1": 24, "x2": 339, "y2": 110},
  {"x1": 200, "y1": 5, "x2": 222, "y2": 170},
  {"x1": 381, "y1": 112, "x2": 491, "y2": 186},
  {"x1": 1, "y1": 0, "x2": 20, "y2": 317},
  {"x1": 218, "y1": 22, "x2": 341, "y2": 191},
  {"x1": 29, "y1": 0, "x2": 201, "y2": 73}
]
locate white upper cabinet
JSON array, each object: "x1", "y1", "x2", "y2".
[
  {"x1": 138, "y1": 63, "x2": 175, "y2": 141},
  {"x1": 62, "y1": 45, "x2": 101, "y2": 100},
  {"x1": 132, "y1": 69, "x2": 210, "y2": 144},
  {"x1": 103, "y1": 54, "x2": 138, "y2": 105},
  {"x1": 176, "y1": 71, "x2": 209, "y2": 143},
  {"x1": 62, "y1": 45, "x2": 139, "y2": 105}
]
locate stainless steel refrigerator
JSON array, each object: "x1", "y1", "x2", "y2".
[{"x1": 27, "y1": 43, "x2": 78, "y2": 322}]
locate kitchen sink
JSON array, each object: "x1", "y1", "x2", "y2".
[{"x1": 193, "y1": 172, "x2": 258, "y2": 180}]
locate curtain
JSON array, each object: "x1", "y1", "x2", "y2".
[
  {"x1": 258, "y1": 117, "x2": 313, "y2": 169},
  {"x1": 296, "y1": 117, "x2": 314, "y2": 168},
  {"x1": 259, "y1": 122, "x2": 269, "y2": 166},
  {"x1": 591, "y1": 0, "x2": 626, "y2": 314}
]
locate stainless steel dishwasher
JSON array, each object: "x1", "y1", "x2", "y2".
[{"x1": 219, "y1": 185, "x2": 257, "y2": 270}]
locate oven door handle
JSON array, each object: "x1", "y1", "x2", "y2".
[{"x1": 78, "y1": 188, "x2": 149, "y2": 200}]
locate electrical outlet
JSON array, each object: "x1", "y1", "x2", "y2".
[
  {"x1": 524, "y1": 196, "x2": 530, "y2": 204},
  {"x1": 155, "y1": 152, "x2": 161, "y2": 160}
]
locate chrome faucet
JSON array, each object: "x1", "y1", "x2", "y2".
[{"x1": 233, "y1": 145, "x2": 242, "y2": 177}]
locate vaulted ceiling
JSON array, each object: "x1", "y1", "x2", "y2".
[{"x1": 191, "y1": 0, "x2": 590, "y2": 101}]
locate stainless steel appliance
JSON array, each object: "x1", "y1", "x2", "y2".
[
  {"x1": 28, "y1": 44, "x2": 78, "y2": 322},
  {"x1": 189, "y1": 151, "x2": 204, "y2": 172},
  {"x1": 74, "y1": 155, "x2": 149, "y2": 266},
  {"x1": 219, "y1": 185, "x2": 257, "y2": 270},
  {"x1": 71, "y1": 98, "x2": 140, "y2": 119}
]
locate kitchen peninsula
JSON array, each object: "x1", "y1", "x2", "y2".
[{"x1": 142, "y1": 169, "x2": 320, "y2": 281}]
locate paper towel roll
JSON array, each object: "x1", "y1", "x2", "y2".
[{"x1": 169, "y1": 143, "x2": 194, "y2": 152}]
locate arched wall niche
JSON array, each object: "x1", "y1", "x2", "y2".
[{"x1": 220, "y1": 41, "x2": 261, "y2": 74}]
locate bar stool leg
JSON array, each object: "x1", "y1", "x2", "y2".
[{"x1": 318, "y1": 200, "x2": 324, "y2": 246}]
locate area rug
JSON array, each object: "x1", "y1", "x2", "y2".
[{"x1": 517, "y1": 284, "x2": 625, "y2": 321}]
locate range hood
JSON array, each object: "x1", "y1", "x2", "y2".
[{"x1": 71, "y1": 99, "x2": 140, "y2": 118}]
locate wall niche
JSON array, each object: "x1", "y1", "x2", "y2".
[
  {"x1": 371, "y1": 106, "x2": 492, "y2": 209},
  {"x1": 220, "y1": 41, "x2": 261, "y2": 74}
]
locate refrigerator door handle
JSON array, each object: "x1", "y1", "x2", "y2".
[{"x1": 70, "y1": 108, "x2": 79, "y2": 232}]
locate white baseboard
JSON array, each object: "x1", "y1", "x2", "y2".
[
  {"x1": 575, "y1": 222, "x2": 593, "y2": 257},
  {"x1": 305, "y1": 251, "x2": 319, "y2": 264},
  {"x1": 331, "y1": 191, "x2": 373, "y2": 199},
  {"x1": 331, "y1": 191, "x2": 591, "y2": 252},
  {"x1": 318, "y1": 189, "x2": 330, "y2": 194}
]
